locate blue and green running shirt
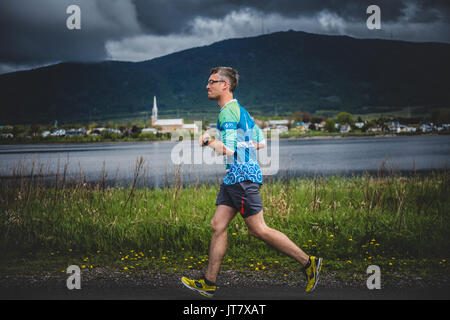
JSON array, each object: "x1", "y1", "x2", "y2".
[{"x1": 216, "y1": 99, "x2": 265, "y2": 185}]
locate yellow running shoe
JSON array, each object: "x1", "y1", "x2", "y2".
[
  {"x1": 305, "y1": 256, "x2": 322, "y2": 293},
  {"x1": 181, "y1": 277, "x2": 216, "y2": 298}
]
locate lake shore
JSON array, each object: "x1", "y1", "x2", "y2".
[{"x1": 0, "y1": 132, "x2": 447, "y2": 145}]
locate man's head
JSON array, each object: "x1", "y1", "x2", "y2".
[{"x1": 207, "y1": 67, "x2": 239, "y2": 101}]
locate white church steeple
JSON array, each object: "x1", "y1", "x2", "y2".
[{"x1": 151, "y1": 96, "x2": 158, "y2": 126}]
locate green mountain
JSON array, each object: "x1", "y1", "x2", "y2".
[{"x1": 1, "y1": 30, "x2": 449, "y2": 124}]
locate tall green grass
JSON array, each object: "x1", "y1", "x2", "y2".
[{"x1": 0, "y1": 160, "x2": 449, "y2": 262}]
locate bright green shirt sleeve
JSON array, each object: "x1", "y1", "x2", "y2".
[
  {"x1": 253, "y1": 124, "x2": 265, "y2": 144},
  {"x1": 218, "y1": 102, "x2": 240, "y2": 153}
]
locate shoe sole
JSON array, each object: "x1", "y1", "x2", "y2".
[
  {"x1": 181, "y1": 278, "x2": 214, "y2": 298},
  {"x1": 309, "y1": 258, "x2": 322, "y2": 293}
]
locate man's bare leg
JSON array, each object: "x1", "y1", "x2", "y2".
[
  {"x1": 244, "y1": 210, "x2": 309, "y2": 266},
  {"x1": 204, "y1": 205, "x2": 237, "y2": 283}
]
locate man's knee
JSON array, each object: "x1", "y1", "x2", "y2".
[
  {"x1": 210, "y1": 217, "x2": 227, "y2": 234},
  {"x1": 248, "y1": 225, "x2": 268, "y2": 239}
]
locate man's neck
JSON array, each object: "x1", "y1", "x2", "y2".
[{"x1": 218, "y1": 93, "x2": 234, "y2": 109}]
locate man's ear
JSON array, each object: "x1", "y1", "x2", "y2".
[{"x1": 223, "y1": 81, "x2": 230, "y2": 92}]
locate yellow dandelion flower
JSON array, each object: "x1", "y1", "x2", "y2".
[
  {"x1": 124, "y1": 267, "x2": 128, "y2": 270},
  {"x1": 329, "y1": 234, "x2": 334, "y2": 238}
]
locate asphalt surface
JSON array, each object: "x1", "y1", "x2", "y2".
[
  {"x1": 1, "y1": 275, "x2": 448, "y2": 318},
  {"x1": 1, "y1": 268, "x2": 449, "y2": 302},
  {"x1": 1, "y1": 279, "x2": 448, "y2": 300},
  {"x1": 1, "y1": 286, "x2": 449, "y2": 300}
]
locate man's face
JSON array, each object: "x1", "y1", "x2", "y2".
[{"x1": 206, "y1": 73, "x2": 227, "y2": 100}]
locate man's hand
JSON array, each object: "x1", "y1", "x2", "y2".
[
  {"x1": 255, "y1": 141, "x2": 266, "y2": 150},
  {"x1": 199, "y1": 133, "x2": 212, "y2": 147}
]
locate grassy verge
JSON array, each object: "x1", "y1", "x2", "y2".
[{"x1": 1, "y1": 170, "x2": 449, "y2": 280}]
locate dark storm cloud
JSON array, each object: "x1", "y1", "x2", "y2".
[
  {"x1": 133, "y1": 0, "x2": 450, "y2": 32},
  {"x1": 0, "y1": 0, "x2": 141, "y2": 65},
  {"x1": 0, "y1": 0, "x2": 449, "y2": 73}
]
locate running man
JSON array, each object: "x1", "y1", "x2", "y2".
[{"x1": 181, "y1": 67, "x2": 322, "y2": 298}]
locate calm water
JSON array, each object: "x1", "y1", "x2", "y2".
[{"x1": 0, "y1": 135, "x2": 449, "y2": 187}]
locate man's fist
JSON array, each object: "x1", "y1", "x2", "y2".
[{"x1": 199, "y1": 133, "x2": 211, "y2": 147}]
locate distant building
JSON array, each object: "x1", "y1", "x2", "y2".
[
  {"x1": 66, "y1": 128, "x2": 86, "y2": 137},
  {"x1": 151, "y1": 96, "x2": 183, "y2": 133},
  {"x1": 51, "y1": 129, "x2": 66, "y2": 136},
  {"x1": 142, "y1": 128, "x2": 158, "y2": 134},
  {"x1": 151, "y1": 96, "x2": 158, "y2": 126},
  {"x1": 267, "y1": 119, "x2": 290, "y2": 128},
  {"x1": 354, "y1": 122, "x2": 365, "y2": 129},
  {"x1": 339, "y1": 124, "x2": 351, "y2": 133},
  {"x1": 150, "y1": 96, "x2": 200, "y2": 133},
  {"x1": 154, "y1": 119, "x2": 184, "y2": 133},
  {"x1": 182, "y1": 123, "x2": 200, "y2": 134},
  {"x1": 368, "y1": 126, "x2": 382, "y2": 132},
  {"x1": 420, "y1": 124, "x2": 433, "y2": 133},
  {"x1": 399, "y1": 125, "x2": 416, "y2": 133}
]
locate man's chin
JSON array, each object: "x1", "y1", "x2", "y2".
[{"x1": 207, "y1": 95, "x2": 218, "y2": 100}]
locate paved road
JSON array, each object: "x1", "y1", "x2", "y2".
[{"x1": 1, "y1": 284, "x2": 448, "y2": 300}]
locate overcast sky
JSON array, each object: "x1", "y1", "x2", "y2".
[{"x1": 1, "y1": 0, "x2": 449, "y2": 74}]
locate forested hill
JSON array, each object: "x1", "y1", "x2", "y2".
[{"x1": 1, "y1": 30, "x2": 449, "y2": 124}]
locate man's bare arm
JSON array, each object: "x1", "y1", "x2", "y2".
[{"x1": 199, "y1": 134, "x2": 234, "y2": 156}]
